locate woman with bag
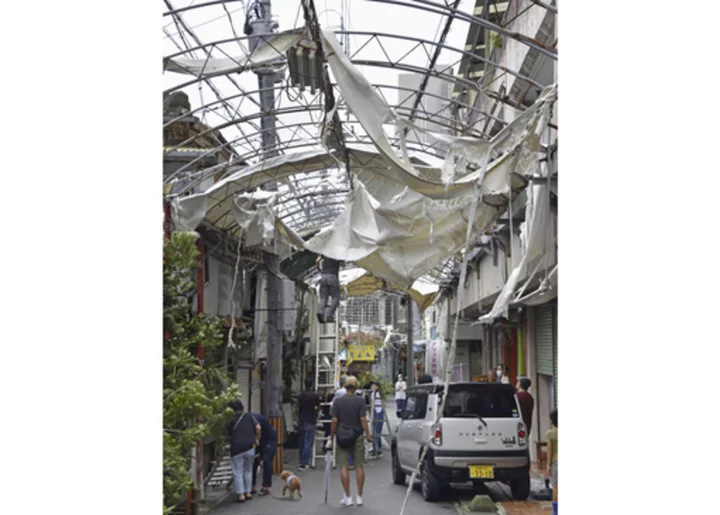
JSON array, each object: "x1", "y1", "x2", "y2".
[{"x1": 226, "y1": 400, "x2": 261, "y2": 503}]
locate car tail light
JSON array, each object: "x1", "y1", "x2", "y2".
[
  {"x1": 432, "y1": 423, "x2": 442, "y2": 446},
  {"x1": 517, "y1": 423, "x2": 527, "y2": 445}
]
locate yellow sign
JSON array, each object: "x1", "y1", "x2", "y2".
[{"x1": 346, "y1": 345, "x2": 375, "y2": 365}]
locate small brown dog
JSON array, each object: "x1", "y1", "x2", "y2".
[{"x1": 280, "y1": 470, "x2": 303, "y2": 500}]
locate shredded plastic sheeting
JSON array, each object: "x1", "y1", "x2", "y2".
[
  {"x1": 171, "y1": 27, "x2": 557, "y2": 289},
  {"x1": 477, "y1": 182, "x2": 552, "y2": 323},
  {"x1": 164, "y1": 29, "x2": 304, "y2": 78}
]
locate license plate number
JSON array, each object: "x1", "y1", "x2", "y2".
[{"x1": 469, "y1": 465, "x2": 494, "y2": 479}]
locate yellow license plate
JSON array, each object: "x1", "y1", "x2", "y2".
[{"x1": 469, "y1": 465, "x2": 494, "y2": 479}]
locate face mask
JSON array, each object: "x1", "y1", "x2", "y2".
[{"x1": 497, "y1": 369, "x2": 503, "y2": 376}]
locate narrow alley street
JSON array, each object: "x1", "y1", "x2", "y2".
[{"x1": 207, "y1": 401, "x2": 553, "y2": 515}]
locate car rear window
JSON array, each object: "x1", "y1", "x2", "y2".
[{"x1": 442, "y1": 385, "x2": 519, "y2": 419}]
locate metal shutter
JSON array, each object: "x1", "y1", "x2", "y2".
[{"x1": 534, "y1": 306, "x2": 554, "y2": 376}]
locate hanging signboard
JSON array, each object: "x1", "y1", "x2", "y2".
[
  {"x1": 426, "y1": 340, "x2": 446, "y2": 378},
  {"x1": 346, "y1": 344, "x2": 375, "y2": 365}
]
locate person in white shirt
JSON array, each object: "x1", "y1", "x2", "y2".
[
  {"x1": 496, "y1": 364, "x2": 511, "y2": 384},
  {"x1": 394, "y1": 374, "x2": 407, "y2": 416},
  {"x1": 333, "y1": 375, "x2": 348, "y2": 404}
]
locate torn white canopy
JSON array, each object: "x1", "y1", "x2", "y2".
[
  {"x1": 320, "y1": 30, "x2": 556, "y2": 200},
  {"x1": 476, "y1": 177, "x2": 552, "y2": 324},
  {"x1": 170, "y1": 29, "x2": 556, "y2": 289},
  {"x1": 172, "y1": 187, "x2": 304, "y2": 256},
  {"x1": 164, "y1": 29, "x2": 304, "y2": 78}
]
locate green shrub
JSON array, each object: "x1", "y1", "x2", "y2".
[{"x1": 163, "y1": 232, "x2": 238, "y2": 514}]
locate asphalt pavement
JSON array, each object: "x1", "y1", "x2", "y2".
[
  {"x1": 208, "y1": 449, "x2": 459, "y2": 515},
  {"x1": 206, "y1": 400, "x2": 551, "y2": 515}
]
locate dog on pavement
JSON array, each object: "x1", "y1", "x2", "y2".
[{"x1": 280, "y1": 470, "x2": 303, "y2": 500}]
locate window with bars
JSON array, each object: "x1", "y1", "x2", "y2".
[{"x1": 345, "y1": 292, "x2": 383, "y2": 327}]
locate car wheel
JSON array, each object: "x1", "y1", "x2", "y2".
[
  {"x1": 510, "y1": 475, "x2": 531, "y2": 501},
  {"x1": 420, "y1": 460, "x2": 442, "y2": 502},
  {"x1": 391, "y1": 448, "x2": 406, "y2": 485}
]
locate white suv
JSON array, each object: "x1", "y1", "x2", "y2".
[{"x1": 390, "y1": 382, "x2": 531, "y2": 502}]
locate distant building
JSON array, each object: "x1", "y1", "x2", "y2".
[{"x1": 396, "y1": 67, "x2": 455, "y2": 157}]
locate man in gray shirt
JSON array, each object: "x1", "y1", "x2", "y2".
[{"x1": 330, "y1": 376, "x2": 372, "y2": 506}]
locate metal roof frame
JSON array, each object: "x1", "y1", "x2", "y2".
[{"x1": 163, "y1": 0, "x2": 558, "y2": 286}]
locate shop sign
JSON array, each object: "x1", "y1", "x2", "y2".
[{"x1": 346, "y1": 344, "x2": 375, "y2": 365}]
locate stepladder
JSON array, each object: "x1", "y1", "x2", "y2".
[{"x1": 313, "y1": 318, "x2": 340, "y2": 469}]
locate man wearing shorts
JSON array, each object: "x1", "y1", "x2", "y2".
[{"x1": 330, "y1": 376, "x2": 372, "y2": 507}]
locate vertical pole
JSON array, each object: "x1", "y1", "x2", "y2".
[
  {"x1": 517, "y1": 326, "x2": 525, "y2": 377},
  {"x1": 250, "y1": 0, "x2": 284, "y2": 474},
  {"x1": 406, "y1": 295, "x2": 414, "y2": 387},
  {"x1": 486, "y1": 325, "x2": 493, "y2": 376}
]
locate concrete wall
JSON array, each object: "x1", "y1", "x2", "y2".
[{"x1": 498, "y1": 0, "x2": 555, "y2": 110}]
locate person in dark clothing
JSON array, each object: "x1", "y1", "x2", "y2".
[
  {"x1": 249, "y1": 411, "x2": 277, "y2": 496},
  {"x1": 418, "y1": 374, "x2": 433, "y2": 384},
  {"x1": 226, "y1": 400, "x2": 261, "y2": 503},
  {"x1": 515, "y1": 377, "x2": 535, "y2": 437},
  {"x1": 297, "y1": 378, "x2": 321, "y2": 471},
  {"x1": 316, "y1": 255, "x2": 341, "y2": 323}
]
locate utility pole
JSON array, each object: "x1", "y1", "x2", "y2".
[
  {"x1": 247, "y1": 0, "x2": 284, "y2": 472},
  {"x1": 406, "y1": 294, "x2": 414, "y2": 387}
]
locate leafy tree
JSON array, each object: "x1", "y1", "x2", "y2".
[{"x1": 163, "y1": 231, "x2": 238, "y2": 514}]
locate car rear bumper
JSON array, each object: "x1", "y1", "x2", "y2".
[{"x1": 429, "y1": 449, "x2": 530, "y2": 482}]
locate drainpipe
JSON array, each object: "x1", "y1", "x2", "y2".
[{"x1": 406, "y1": 294, "x2": 414, "y2": 387}]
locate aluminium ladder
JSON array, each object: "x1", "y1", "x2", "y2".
[{"x1": 312, "y1": 317, "x2": 340, "y2": 469}]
